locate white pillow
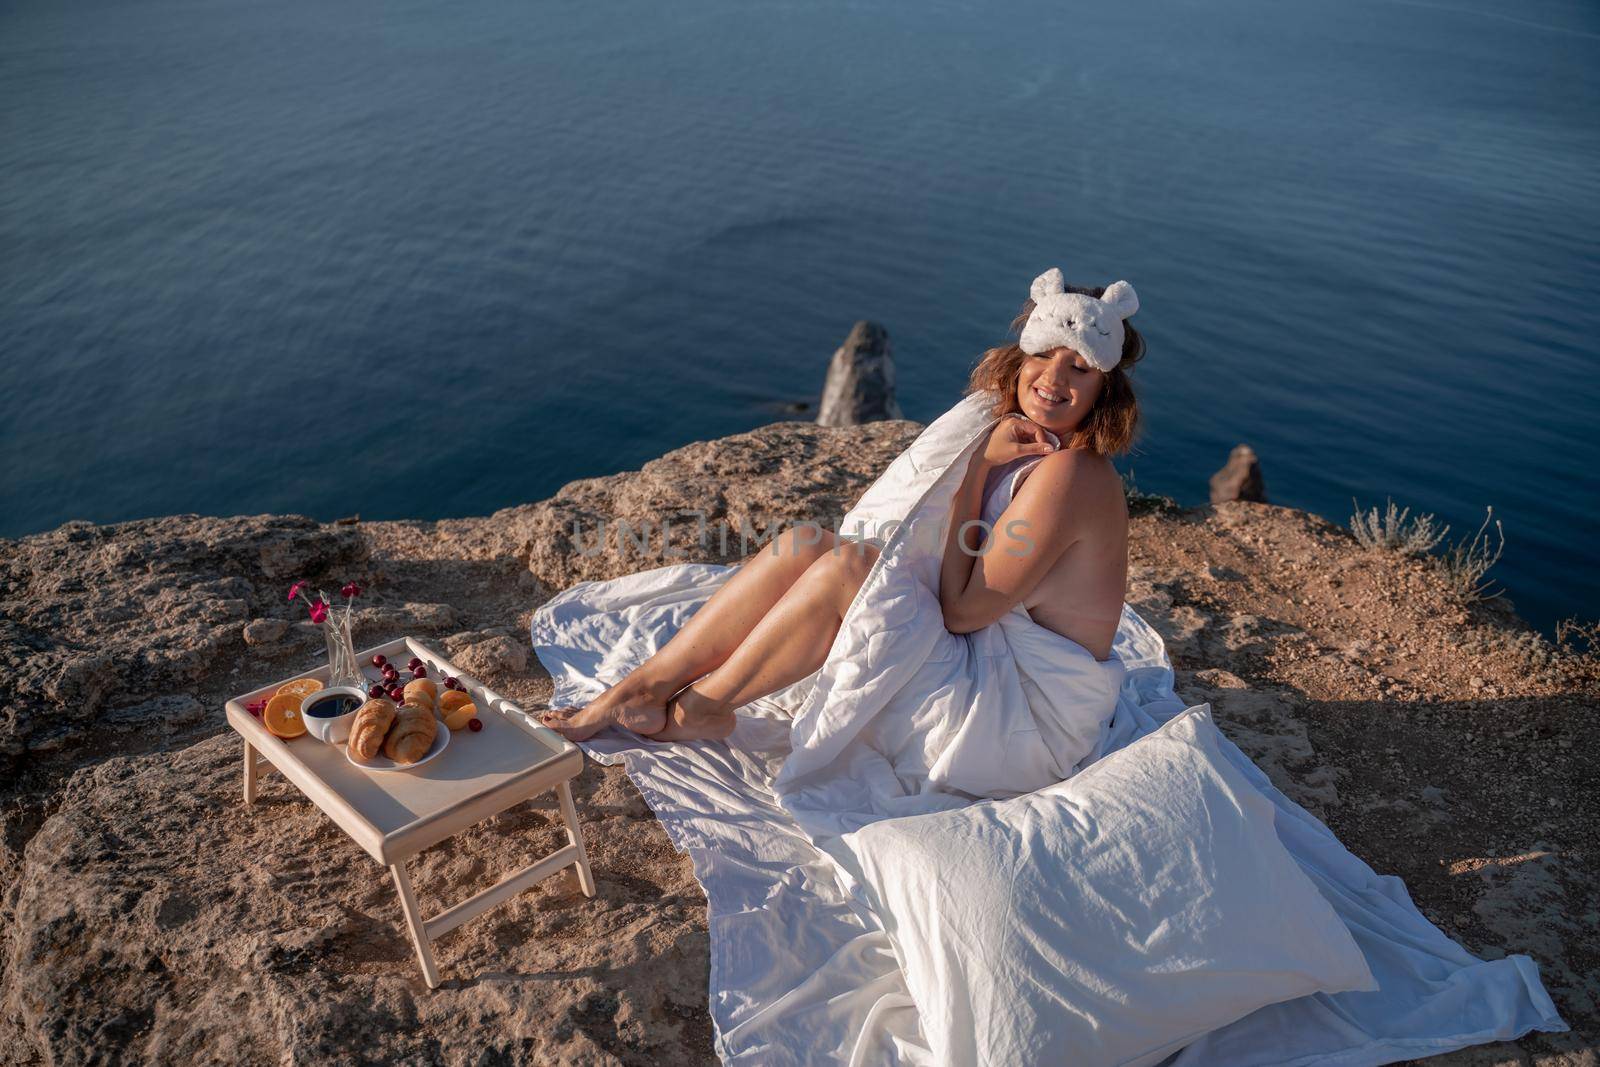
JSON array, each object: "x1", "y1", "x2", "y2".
[{"x1": 837, "y1": 704, "x2": 1377, "y2": 1067}]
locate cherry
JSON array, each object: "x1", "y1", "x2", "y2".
[
  {"x1": 371, "y1": 654, "x2": 387, "y2": 668},
  {"x1": 368, "y1": 684, "x2": 385, "y2": 699},
  {"x1": 407, "y1": 657, "x2": 423, "y2": 670},
  {"x1": 386, "y1": 685, "x2": 404, "y2": 701},
  {"x1": 411, "y1": 666, "x2": 427, "y2": 679},
  {"x1": 467, "y1": 718, "x2": 483, "y2": 732},
  {"x1": 443, "y1": 676, "x2": 459, "y2": 690}
]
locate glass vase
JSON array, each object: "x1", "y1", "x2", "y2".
[{"x1": 322, "y1": 608, "x2": 363, "y2": 690}]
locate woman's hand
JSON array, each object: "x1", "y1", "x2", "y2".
[{"x1": 981, "y1": 415, "x2": 1058, "y2": 468}]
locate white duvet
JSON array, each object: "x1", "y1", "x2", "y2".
[{"x1": 530, "y1": 392, "x2": 1567, "y2": 1065}]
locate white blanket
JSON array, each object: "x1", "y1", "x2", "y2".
[
  {"x1": 530, "y1": 393, "x2": 1567, "y2": 1065},
  {"x1": 770, "y1": 393, "x2": 1129, "y2": 851}
]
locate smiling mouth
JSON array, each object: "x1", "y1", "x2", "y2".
[{"x1": 1032, "y1": 386, "x2": 1065, "y2": 405}]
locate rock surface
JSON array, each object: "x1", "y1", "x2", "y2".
[
  {"x1": 0, "y1": 515, "x2": 367, "y2": 765},
  {"x1": 1, "y1": 419, "x2": 1596, "y2": 1066},
  {"x1": 499, "y1": 418, "x2": 922, "y2": 591},
  {"x1": 4, "y1": 735, "x2": 708, "y2": 1066}
]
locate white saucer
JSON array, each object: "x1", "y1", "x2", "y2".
[{"x1": 346, "y1": 719, "x2": 450, "y2": 773}]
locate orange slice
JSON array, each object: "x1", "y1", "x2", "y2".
[
  {"x1": 263, "y1": 691, "x2": 308, "y2": 739},
  {"x1": 275, "y1": 678, "x2": 324, "y2": 702}
]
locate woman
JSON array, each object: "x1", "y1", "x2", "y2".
[{"x1": 539, "y1": 269, "x2": 1144, "y2": 743}]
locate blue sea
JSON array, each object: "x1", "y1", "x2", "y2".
[{"x1": 3, "y1": 0, "x2": 1597, "y2": 634}]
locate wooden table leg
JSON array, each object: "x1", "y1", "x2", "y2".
[
  {"x1": 556, "y1": 779, "x2": 597, "y2": 897},
  {"x1": 390, "y1": 860, "x2": 442, "y2": 989},
  {"x1": 242, "y1": 739, "x2": 257, "y2": 805}
]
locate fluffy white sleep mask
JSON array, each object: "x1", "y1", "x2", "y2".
[{"x1": 1018, "y1": 267, "x2": 1140, "y2": 372}]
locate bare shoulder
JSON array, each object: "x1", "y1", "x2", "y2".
[{"x1": 1022, "y1": 448, "x2": 1127, "y2": 518}]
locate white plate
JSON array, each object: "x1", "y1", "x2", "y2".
[{"x1": 345, "y1": 717, "x2": 450, "y2": 773}]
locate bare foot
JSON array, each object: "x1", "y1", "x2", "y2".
[
  {"x1": 538, "y1": 675, "x2": 673, "y2": 741},
  {"x1": 647, "y1": 685, "x2": 737, "y2": 743}
]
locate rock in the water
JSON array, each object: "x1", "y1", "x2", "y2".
[
  {"x1": 1209, "y1": 444, "x2": 1267, "y2": 503},
  {"x1": 815, "y1": 321, "x2": 904, "y2": 428}
]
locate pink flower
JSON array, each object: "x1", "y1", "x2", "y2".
[
  {"x1": 287, "y1": 580, "x2": 307, "y2": 603},
  {"x1": 309, "y1": 599, "x2": 329, "y2": 625},
  {"x1": 341, "y1": 582, "x2": 361, "y2": 599}
]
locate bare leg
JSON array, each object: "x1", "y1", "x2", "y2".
[
  {"x1": 540, "y1": 527, "x2": 875, "y2": 740},
  {"x1": 649, "y1": 541, "x2": 880, "y2": 742}
]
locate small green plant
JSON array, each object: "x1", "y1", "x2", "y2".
[
  {"x1": 1121, "y1": 466, "x2": 1146, "y2": 499},
  {"x1": 1348, "y1": 497, "x2": 1449, "y2": 556},
  {"x1": 1120, "y1": 466, "x2": 1175, "y2": 514},
  {"x1": 1436, "y1": 506, "x2": 1505, "y2": 602},
  {"x1": 1555, "y1": 616, "x2": 1600, "y2": 657}
]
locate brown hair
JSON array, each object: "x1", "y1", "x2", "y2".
[{"x1": 965, "y1": 281, "x2": 1146, "y2": 457}]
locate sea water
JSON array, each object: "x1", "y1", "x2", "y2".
[{"x1": 2, "y1": 0, "x2": 1596, "y2": 633}]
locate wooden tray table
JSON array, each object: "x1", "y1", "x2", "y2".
[{"x1": 225, "y1": 635, "x2": 593, "y2": 988}]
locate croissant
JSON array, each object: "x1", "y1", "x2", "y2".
[
  {"x1": 348, "y1": 699, "x2": 397, "y2": 760},
  {"x1": 383, "y1": 704, "x2": 438, "y2": 764},
  {"x1": 403, "y1": 678, "x2": 437, "y2": 709}
]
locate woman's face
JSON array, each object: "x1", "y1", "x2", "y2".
[{"x1": 1016, "y1": 346, "x2": 1105, "y2": 435}]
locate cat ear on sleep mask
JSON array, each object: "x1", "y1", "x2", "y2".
[{"x1": 1019, "y1": 267, "x2": 1140, "y2": 373}]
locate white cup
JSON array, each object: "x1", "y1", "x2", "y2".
[{"x1": 300, "y1": 685, "x2": 368, "y2": 745}]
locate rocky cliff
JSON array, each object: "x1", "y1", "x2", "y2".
[{"x1": 1, "y1": 417, "x2": 1595, "y2": 1065}]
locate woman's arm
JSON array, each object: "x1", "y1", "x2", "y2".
[
  {"x1": 941, "y1": 441, "x2": 1117, "y2": 634},
  {"x1": 940, "y1": 417, "x2": 1062, "y2": 633}
]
